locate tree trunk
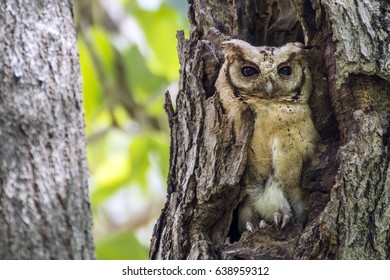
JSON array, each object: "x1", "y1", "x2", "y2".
[
  {"x1": 0, "y1": 0, "x2": 95, "y2": 259},
  {"x1": 150, "y1": 0, "x2": 390, "y2": 259}
]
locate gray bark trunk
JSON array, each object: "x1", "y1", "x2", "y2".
[
  {"x1": 0, "y1": 0, "x2": 95, "y2": 259},
  {"x1": 150, "y1": 0, "x2": 390, "y2": 259}
]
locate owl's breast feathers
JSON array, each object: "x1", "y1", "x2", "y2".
[{"x1": 248, "y1": 101, "x2": 319, "y2": 178}]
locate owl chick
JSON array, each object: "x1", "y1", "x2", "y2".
[{"x1": 216, "y1": 39, "x2": 320, "y2": 233}]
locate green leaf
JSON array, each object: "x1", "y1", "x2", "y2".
[
  {"x1": 128, "y1": 135, "x2": 151, "y2": 189},
  {"x1": 87, "y1": 136, "x2": 108, "y2": 172},
  {"x1": 91, "y1": 153, "x2": 131, "y2": 205},
  {"x1": 148, "y1": 132, "x2": 170, "y2": 179},
  {"x1": 95, "y1": 231, "x2": 148, "y2": 260},
  {"x1": 86, "y1": 109, "x2": 113, "y2": 136},
  {"x1": 89, "y1": 26, "x2": 116, "y2": 81},
  {"x1": 132, "y1": 3, "x2": 183, "y2": 80},
  {"x1": 90, "y1": 130, "x2": 132, "y2": 206},
  {"x1": 145, "y1": 94, "x2": 167, "y2": 118},
  {"x1": 78, "y1": 36, "x2": 103, "y2": 123},
  {"x1": 122, "y1": 46, "x2": 167, "y2": 103},
  {"x1": 113, "y1": 106, "x2": 131, "y2": 128}
]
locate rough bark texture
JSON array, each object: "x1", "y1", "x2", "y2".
[
  {"x1": 0, "y1": 0, "x2": 95, "y2": 259},
  {"x1": 295, "y1": 0, "x2": 390, "y2": 259},
  {"x1": 150, "y1": 0, "x2": 390, "y2": 259}
]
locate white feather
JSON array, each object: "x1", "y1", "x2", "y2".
[{"x1": 248, "y1": 176, "x2": 291, "y2": 221}]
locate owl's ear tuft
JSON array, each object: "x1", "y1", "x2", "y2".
[
  {"x1": 221, "y1": 39, "x2": 250, "y2": 59},
  {"x1": 283, "y1": 42, "x2": 309, "y2": 59},
  {"x1": 221, "y1": 40, "x2": 240, "y2": 57}
]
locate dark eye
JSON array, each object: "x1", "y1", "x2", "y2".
[
  {"x1": 278, "y1": 66, "x2": 292, "y2": 76},
  {"x1": 241, "y1": 66, "x2": 259, "y2": 77}
]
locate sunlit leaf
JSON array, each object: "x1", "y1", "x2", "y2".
[
  {"x1": 90, "y1": 130, "x2": 132, "y2": 205},
  {"x1": 87, "y1": 136, "x2": 108, "y2": 172},
  {"x1": 89, "y1": 26, "x2": 116, "y2": 81},
  {"x1": 122, "y1": 46, "x2": 167, "y2": 103},
  {"x1": 78, "y1": 36, "x2": 103, "y2": 124},
  {"x1": 132, "y1": 3, "x2": 182, "y2": 80},
  {"x1": 89, "y1": 109, "x2": 113, "y2": 134},
  {"x1": 96, "y1": 231, "x2": 148, "y2": 260},
  {"x1": 128, "y1": 135, "x2": 151, "y2": 188},
  {"x1": 148, "y1": 133, "x2": 170, "y2": 179},
  {"x1": 91, "y1": 155, "x2": 130, "y2": 204},
  {"x1": 145, "y1": 95, "x2": 167, "y2": 118},
  {"x1": 113, "y1": 106, "x2": 131, "y2": 128}
]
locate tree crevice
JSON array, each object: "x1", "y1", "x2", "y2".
[{"x1": 150, "y1": 0, "x2": 390, "y2": 260}]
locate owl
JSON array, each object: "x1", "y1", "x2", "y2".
[{"x1": 216, "y1": 39, "x2": 320, "y2": 233}]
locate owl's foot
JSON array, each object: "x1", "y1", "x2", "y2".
[{"x1": 274, "y1": 212, "x2": 291, "y2": 229}]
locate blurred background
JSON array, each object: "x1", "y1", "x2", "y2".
[{"x1": 74, "y1": 0, "x2": 189, "y2": 259}]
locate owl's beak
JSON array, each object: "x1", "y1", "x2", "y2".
[
  {"x1": 257, "y1": 79, "x2": 273, "y2": 98},
  {"x1": 265, "y1": 81, "x2": 273, "y2": 97}
]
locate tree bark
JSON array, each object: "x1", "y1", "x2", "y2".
[
  {"x1": 150, "y1": 0, "x2": 390, "y2": 259},
  {"x1": 296, "y1": 0, "x2": 390, "y2": 259},
  {"x1": 0, "y1": 0, "x2": 95, "y2": 259}
]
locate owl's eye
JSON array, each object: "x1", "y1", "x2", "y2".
[
  {"x1": 241, "y1": 66, "x2": 259, "y2": 77},
  {"x1": 278, "y1": 66, "x2": 292, "y2": 76}
]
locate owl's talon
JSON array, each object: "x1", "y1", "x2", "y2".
[
  {"x1": 274, "y1": 212, "x2": 291, "y2": 229},
  {"x1": 259, "y1": 220, "x2": 267, "y2": 229},
  {"x1": 281, "y1": 213, "x2": 291, "y2": 229},
  {"x1": 274, "y1": 212, "x2": 282, "y2": 227},
  {"x1": 246, "y1": 221, "x2": 255, "y2": 232}
]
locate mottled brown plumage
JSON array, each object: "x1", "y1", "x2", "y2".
[{"x1": 216, "y1": 39, "x2": 320, "y2": 233}]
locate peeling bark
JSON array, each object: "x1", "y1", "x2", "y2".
[{"x1": 150, "y1": 0, "x2": 390, "y2": 259}]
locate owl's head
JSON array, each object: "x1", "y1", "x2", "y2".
[{"x1": 220, "y1": 39, "x2": 312, "y2": 104}]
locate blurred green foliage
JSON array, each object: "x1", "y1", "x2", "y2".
[{"x1": 74, "y1": 0, "x2": 189, "y2": 259}]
